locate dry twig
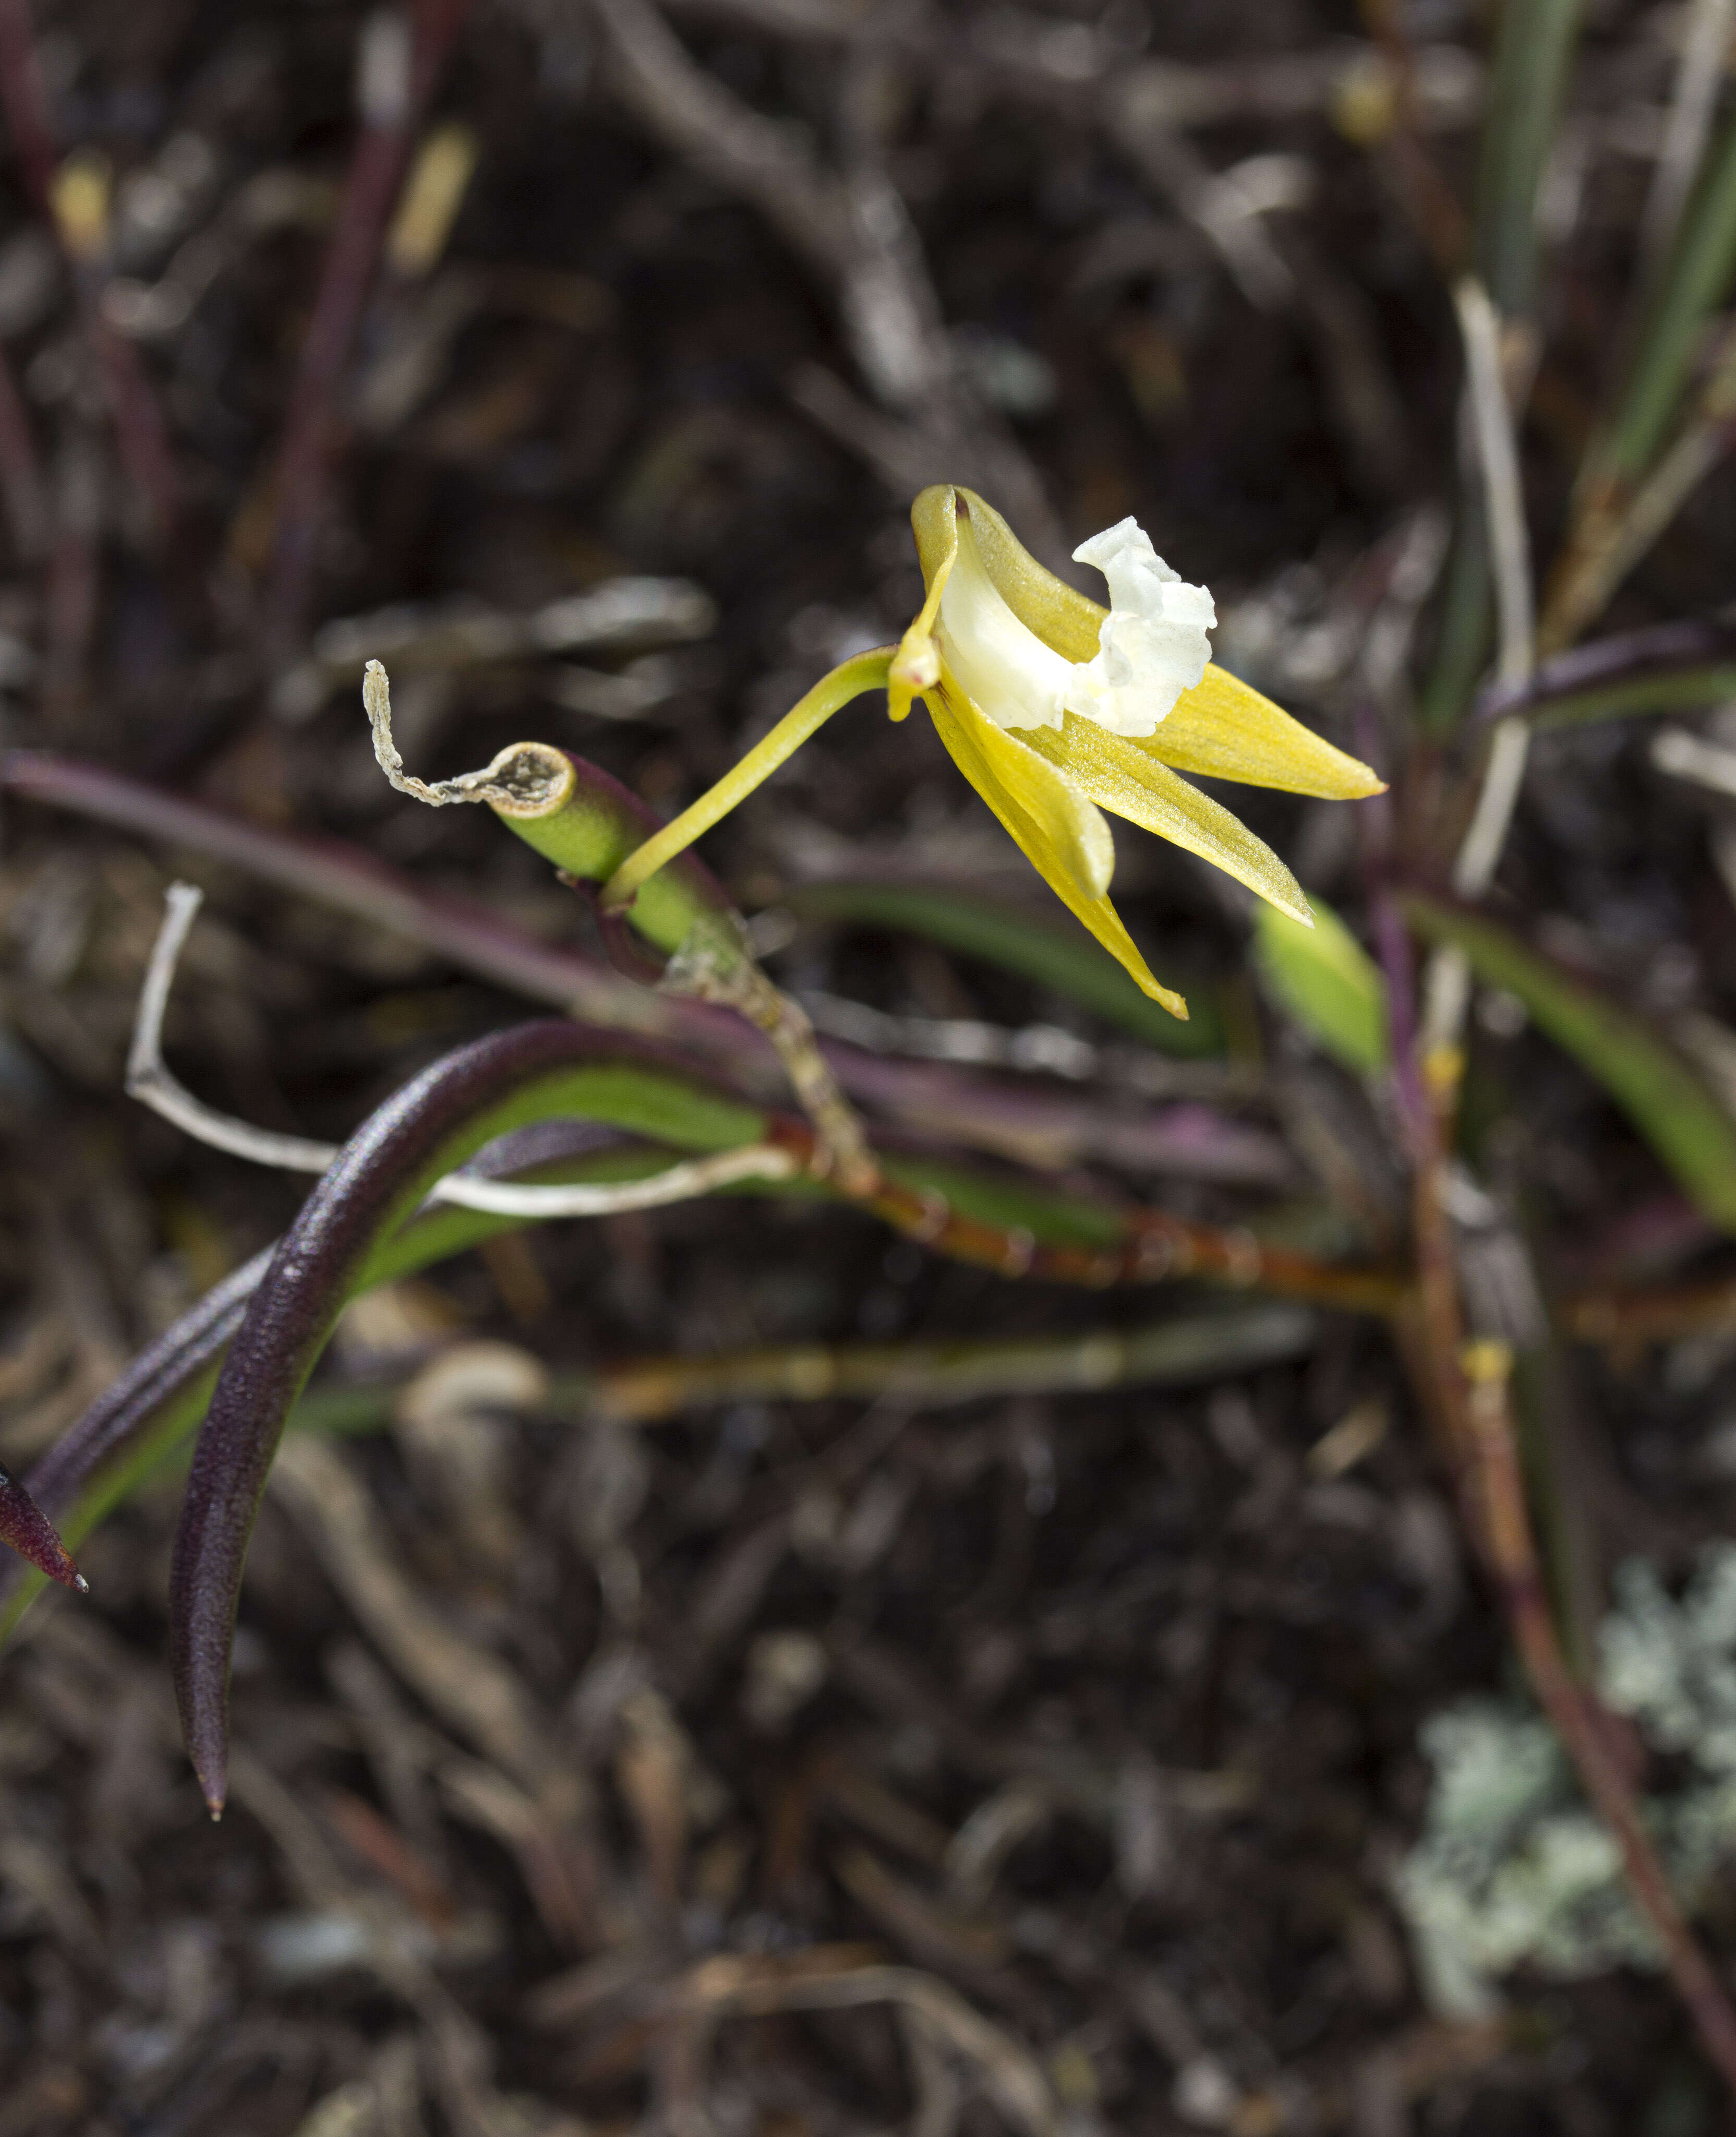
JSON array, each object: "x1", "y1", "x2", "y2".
[{"x1": 1421, "y1": 277, "x2": 1535, "y2": 1056}]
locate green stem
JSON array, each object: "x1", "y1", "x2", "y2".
[
  {"x1": 488, "y1": 751, "x2": 730, "y2": 959},
  {"x1": 600, "y1": 649, "x2": 894, "y2": 914}
]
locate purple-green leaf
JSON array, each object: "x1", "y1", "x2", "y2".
[{"x1": 170, "y1": 1022, "x2": 768, "y2": 1815}]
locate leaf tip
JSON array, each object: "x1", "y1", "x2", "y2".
[
  {"x1": 195, "y1": 1750, "x2": 228, "y2": 1820},
  {"x1": 0, "y1": 1464, "x2": 88, "y2": 1593}
]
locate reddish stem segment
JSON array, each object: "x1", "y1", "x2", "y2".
[
  {"x1": 270, "y1": 0, "x2": 474, "y2": 637},
  {"x1": 1460, "y1": 1350, "x2": 1736, "y2": 2099},
  {"x1": 1563, "y1": 1275, "x2": 1736, "y2": 1349},
  {"x1": 0, "y1": 317, "x2": 43, "y2": 562},
  {"x1": 0, "y1": 0, "x2": 55, "y2": 207},
  {"x1": 1406, "y1": 1054, "x2": 1736, "y2": 2100},
  {"x1": 1474, "y1": 616, "x2": 1736, "y2": 726},
  {"x1": 84, "y1": 301, "x2": 179, "y2": 545},
  {"x1": 771, "y1": 1113, "x2": 1401, "y2": 1313}
]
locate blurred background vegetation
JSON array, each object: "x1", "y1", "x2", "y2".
[{"x1": 16, "y1": 0, "x2": 1736, "y2": 2130}]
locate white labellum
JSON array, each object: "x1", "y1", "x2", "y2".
[{"x1": 937, "y1": 514, "x2": 1215, "y2": 740}]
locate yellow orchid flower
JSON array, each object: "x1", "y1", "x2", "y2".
[
  {"x1": 601, "y1": 485, "x2": 1383, "y2": 1022},
  {"x1": 885, "y1": 486, "x2": 1384, "y2": 1019}
]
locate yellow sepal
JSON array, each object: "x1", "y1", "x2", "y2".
[
  {"x1": 909, "y1": 484, "x2": 960, "y2": 595},
  {"x1": 935, "y1": 671, "x2": 1114, "y2": 898},
  {"x1": 1150, "y1": 665, "x2": 1385, "y2": 799},
  {"x1": 1024, "y1": 713, "x2": 1316, "y2": 927},
  {"x1": 924, "y1": 687, "x2": 1188, "y2": 1021}
]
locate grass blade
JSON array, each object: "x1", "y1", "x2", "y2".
[
  {"x1": 1421, "y1": 0, "x2": 1583, "y2": 730},
  {"x1": 1401, "y1": 892, "x2": 1736, "y2": 1228},
  {"x1": 1474, "y1": 0, "x2": 1585, "y2": 317},
  {"x1": 1255, "y1": 899, "x2": 1390, "y2": 1074}
]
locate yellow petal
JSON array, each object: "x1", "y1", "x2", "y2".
[
  {"x1": 1025, "y1": 713, "x2": 1316, "y2": 926},
  {"x1": 951, "y1": 488, "x2": 1105, "y2": 662},
  {"x1": 1146, "y1": 665, "x2": 1385, "y2": 799},
  {"x1": 925, "y1": 686, "x2": 1189, "y2": 1019}
]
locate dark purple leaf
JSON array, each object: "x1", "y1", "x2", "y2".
[
  {"x1": 170, "y1": 1021, "x2": 623, "y2": 1816},
  {"x1": 21, "y1": 1249, "x2": 270, "y2": 1527},
  {"x1": 0, "y1": 1462, "x2": 87, "y2": 1594},
  {"x1": 1, "y1": 1117, "x2": 655, "y2": 1621}
]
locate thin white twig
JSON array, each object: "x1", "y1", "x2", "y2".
[
  {"x1": 1454, "y1": 277, "x2": 1533, "y2": 694},
  {"x1": 435, "y1": 1143, "x2": 799, "y2": 1214},
  {"x1": 126, "y1": 883, "x2": 340, "y2": 1171},
  {"x1": 1453, "y1": 718, "x2": 1530, "y2": 899},
  {"x1": 1652, "y1": 724, "x2": 1736, "y2": 799},
  {"x1": 1421, "y1": 282, "x2": 1538, "y2": 1057},
  {"x1": 127, "y1": 885, "x2": 801, "y2": 1214},
  {"x1": 1418, "y1": 945, "x2": 1474, "y2": 1066}
]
